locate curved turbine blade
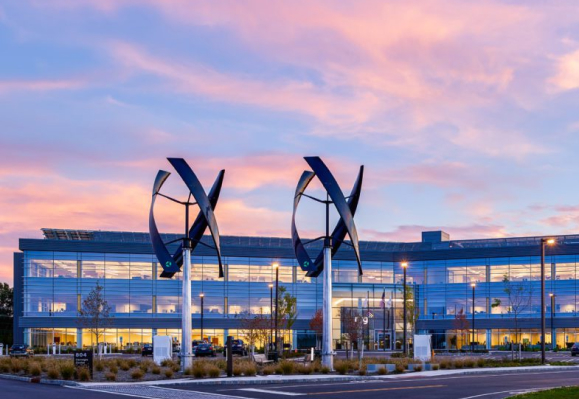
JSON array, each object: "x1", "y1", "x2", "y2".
[
  {"x1": 149, "y1": 170, "x2": 181, "y2": 275},
  {"x1": 291, "y1": 170, "x2": 316, "y2": 272},
  {"x1": 167, "y1": 158, "x2": 224, "y2": 277}
]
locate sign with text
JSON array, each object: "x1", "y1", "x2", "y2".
[{"x1": 74, "y1": 350, "x2": 93, "y2": 376}]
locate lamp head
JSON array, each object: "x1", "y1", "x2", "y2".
[
  {"x1": 199, "y1": 293, "x2": 204, "y2": 298},
  {"x1": 471, "y1": 283, "x2": 476, "y2": 288},
  {"x1": 268, "y1": 284, "x2": 273, "y2": 289},
  {"x1": 549, "y1": 293, "x2": 554, "y2": 297},
  {"x1": 401, "y1": 262, "x2": 408, "y2": 268},
  {"x1": 547, "y1": 238, "x2": 555, "y2": 245},
  {"x1": 273, "y1": 262, "x2": 279, "y2": 269}
]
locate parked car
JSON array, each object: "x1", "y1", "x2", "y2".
[
  {"x1": 231, "y1": 339, "x2": 247, "y2": 356},
  {"x1": 192, "y1": 340, "x2": 203, "y2": 351},
  {"x1": 141, "y1": 344, "x2": 153, "y2": 357},
  {"x1": 9, "y1": 344, "x2": 34, "y2": 358},
  {"x1": 571, "y1": 343, "x2": 579, "y2": 356},
  {"x1": 194, "y1": 342, "x2": 216, "y2": 357}
]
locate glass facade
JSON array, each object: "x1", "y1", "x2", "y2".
[{"x1": 15, "y1": 231, "x2": 579, "y2": 351}]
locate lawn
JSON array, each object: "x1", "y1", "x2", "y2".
[{"x1": 507, "y1": 386, "x2": 579, "y2": 398}]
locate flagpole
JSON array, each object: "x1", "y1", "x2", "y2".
[{"x1": 382, "y1": 288, "x2": 386, "y2": 352}]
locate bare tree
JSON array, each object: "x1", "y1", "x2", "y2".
[
  {"x1": 340, "y1": 308, "x2": 365, "y2": 367},
  {"x1": 77, "y1": 282, "x2": 112, "y2": 358},
  {"x1": 496, "y1": 274, "x2": 532, "y2": 360},
  {"x1": 452, "y1": 308, "x2": 470, "y2": 349},
  {"x1": 275, "y1": 286, "x2": 298, "y2": 348},
  {"x1": 309, "y1": 308, "x2": 323, "y2": 350},
  {"x1": 238, "y1": 313, "x2": 269, "y2": 355}
]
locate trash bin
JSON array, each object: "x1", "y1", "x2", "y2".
[{"x1": 268, "y1": 351, "x2": 279, "y2": 362}]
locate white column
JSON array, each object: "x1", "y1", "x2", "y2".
[
  {"x1": 181, "y1": 248, "x2": 193, "y2": 371},
  {"x1": 76, "y1": 328, "x2": 82, "y2": 349},
  {"x1": 322, "y1": 246, "x2": 333, "y2": 370},
  {"x1": 486, "y1": 329, "x2": 492, "y2": 350}
]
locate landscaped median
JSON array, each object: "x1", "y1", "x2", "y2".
[
  {"x1": 0, "y1": 355, "x2": 577, "y2": 384},
  {"x1": 505, "y1": 386, "x2": 579, "y2": 398}
]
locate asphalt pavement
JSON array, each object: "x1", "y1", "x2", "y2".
[{"x1": 2, "y1": 367, "x2": 579, "y2": 399}]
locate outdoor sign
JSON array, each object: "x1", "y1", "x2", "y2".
[
  {"x1": 74, "y1": 350, "x2": 93, "y2": 376},
  {"x1": 413, "y1": 334, "x2": 432, "y2": 362},
  {"x1": 153, "y1": 335, "x2": 172, "y2": 365}
]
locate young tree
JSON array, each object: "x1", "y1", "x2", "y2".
[
  {"x1": 398, "y1": 283, "x2": 417, "y2": 351},
  {"x1": 238, "y1": 312, "x2": 269, "y2": 355},
  {"x1": 0, "y1": 283, "x2": 13, "y2": 345},
  {"x1": 77, "y1": 282, "x2": 112, "y2": 358},
  {"x1": 452, "y1": 308, "x2": 470, "y2": 349},
  {"x1": 496, "y1": 274, "x2": 532, "y2": 360},
  {"x1": 275, "y1": 286, "x2": 298, "y2": 347},
  {"x1": 309, "y1": 308, "x2": 323, "y2": 350},
  {"x1": 340, "y1": 307, "x2": 365, "y2": 366}
]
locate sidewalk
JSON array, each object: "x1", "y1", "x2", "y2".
[{"x1": 77, "y1": 364, "x2": 579, "y2": 388}]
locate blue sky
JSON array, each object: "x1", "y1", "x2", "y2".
[{"x1": 2, "y1": 0, "x2": 579, "y2": 283}]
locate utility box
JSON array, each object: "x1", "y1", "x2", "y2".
[
  {"x1": 153, "y1": 335, "x2": 172, "y2": 365},
  {"x1": 414, "y1": 334, "x2": 432, "y2": 362}
]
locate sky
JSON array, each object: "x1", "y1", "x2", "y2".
[{"x1": 2, "y1": 0, "x2": 579, "y2": 285}]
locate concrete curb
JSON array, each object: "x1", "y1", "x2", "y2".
[{"x1": 0, "y1": 373, "x2": 80, "y2": 386}]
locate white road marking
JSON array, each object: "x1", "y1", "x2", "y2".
[
  {"x1": 239, "y1": 388, "x2": 304, "y2": 396},
  {"x1": 457, "y1": 387, "x2": 557, "y2": 399}
]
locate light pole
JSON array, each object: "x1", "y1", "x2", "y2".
[
  {"x1": 269, "y1": 283, "x2": 273, "y2": 350},
  {"x1": 541, "y1": 238, "x2": 555, "y2": 365},
  {"x1": 550, "y1": 293, "x2": 556, "y2": 350},
  {"x1": 471, "y1": 283, "x2": 476, "y2": 353},
  {"x1": 402, "y1": 262, "x2": 408, "y2": 355},
  {"x1": 199, "y1": 293, "x2": 204, "y2": 342},
  {"x1": 273, "y1": 262, "x2": 280, "y2": 361}
]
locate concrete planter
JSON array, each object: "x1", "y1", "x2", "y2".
[
  {"x1": 423, "y1": 363, "x2": 439, "y2": 371},
  {"x1": 407, "y1": 364, "x2": 424, "y2": 372},
  {"x1": 366, "y1": 364, "x2": 396, "y2": 374}
]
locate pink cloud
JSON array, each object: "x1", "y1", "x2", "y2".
[
  {"x1": 363, "y1": 223, "x2": 508, "y2": 243},
  {"x1": 0, "y1": 79, "x2": 85, "y2": 94}
]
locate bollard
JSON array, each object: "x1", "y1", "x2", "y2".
[{"x1": 226, "y1": 336, "x2": 233, "y2": 377}]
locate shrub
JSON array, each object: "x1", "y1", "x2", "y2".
[
  {"x1": 378, "y1": 367, "x2": 387, "y2": 375},
  {"x1": 278, "y1": 361, "x2": 295, "y2": 375},
  {"x1": 464, "y1": 359, "x2": 475, "y2": 368},
  {"x1": 164, "y1": 368, "x2": 174, "y2": 379},
  {"x1": 105, "y1": 372, "x2": 116, "y2": 381},
  {"x1": 193, "y1": 364, "x2": 207, "y2": 378},
  {"x1": 140, "y1": 361, "x2": 150, "y2": 373},
  {"x1": 207, "y1": 365, "x2": 221, "y2": 378},
  {"x1": 413, "y1": 364, "x2": 422, "y2": 372},
  {"x1": 321, "y1": 366, "x2": 330, "y2": 374},
  {"x1": 127, "y1": 359, "x2": 137, "y2": 368},
  {"x1": 10, "y1": 359, "x2": 22, "y2": 373},
  {"x1": 47, "y1": 367, "x2": 60, "y2": 380},
  {"x1": 60, "y1": 363, "x2": 75, "y2": 380},
  {"x1": 244, "y1": 364, "x2": 257, "y2": 376},
  {"x1": 109, "y1": 364, "x2": 118, "y2": 374},
  {"x1": 0, "y1": 362, "x2": 9, "y2": 373},
  {"x1": 171, "y1": 363, "x2": 181, "y2": 372},
  {"x1": 476, "y1": 358, "x2": 486, "y2": 368},
  {"x1": 29, "y1": 363, "x2": 42, "y2": 377},
  {"x1": 95, "y1": 361, "x2": 105, "y2": 372},
  {"x1": 296, "y1": 364, "x2": 312, "y2": 375},
  {"x1": 439, "y1": 359, "x2": 451, "y2": 369},
  {"x1": 152, "y1": 366, "x2": 161, "y2": 375},
  {"x1": 232, "y1": 366, "x2": 242, "y2": 377},
  {"x1": 395, "y1": 363, "x2": 405, "y2": 373},
  {"x1": 432, "y1": 364, "x2": 440, "y2": 371},
  {"x1": 335, "y1": 361, "x2": 349, "y2": 375},
  {"x1": 119, "y1": 361, "x2": 130, "y2": 371},
  {"x1": 262, "y1": 365, "x2": 275, "y2": 375},
  {"x1": 454, "y1": 360, "x2": 464, "y2": 369},
  {"x1": 131, "y1": 369, "x2": 144, "y2": 380},
  {"x1": 78, "y1": 367, "x2": 91, "y2": 381},
  {"x1": 161, "y1": 359, "x2": 171, "y2": 367},
  {"x1": 311, "y1": 360, "x2": 321, "y2": 373},
  {"x1": 358, "y1": 366, "x2": 367, "y2": 376}
]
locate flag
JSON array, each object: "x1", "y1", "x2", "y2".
[{"x1": 380, "y1": 288, "x2": 386, "y2": 308}]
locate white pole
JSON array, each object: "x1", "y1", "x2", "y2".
[
  {"x1": 322, "y1": 246, "x2": 333, "y2": 370},
  {"x1": 181, "y1": 247, "x2": 193, "y2": 372}
]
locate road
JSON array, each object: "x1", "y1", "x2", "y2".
[{"x1": 2, "y1": 369, "x2": 579, "y2": 399}]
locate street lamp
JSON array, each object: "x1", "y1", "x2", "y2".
[
  {"x1": 471, "y1": 283, "x2": 476, "y2": 353},
  {"x1": 273, "y1": 262, "x2": 280, "y2": 360},
  {"x1": 402, "y1": 262, "x2": 408, "y2": 355},
  {"x1": 541, "y1": 238, "x2": 555, "y2": 364},
  {"x1": 550, "y1": 293, "x2": 556, "y2": 351},
  {"x1": 269, "y1": 283, "x2": 274, "y2": 350},
  {"x1": 199, "y1": 293, "x2": 204, "y2": 342}
]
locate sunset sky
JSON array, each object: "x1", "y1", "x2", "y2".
[{"x1": 2, "y1": 1, "x2": 579, "y2": 284}]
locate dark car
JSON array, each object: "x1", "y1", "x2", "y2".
[
  {"x1": 231, "y1": 339, "x2": 247, "y2": 356},
  {"x1": 571, "y1": 343, "x2": 579, "y2": 356},
  {"x1": 10, "y1": 344, "x2": 34, "y2": 358},
  {"x1": 141, "y1": 344, "x2": 153, "y2": 357},
  {"x1": 194, "y1": 343, "x2": 216, "y2": 357}
]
